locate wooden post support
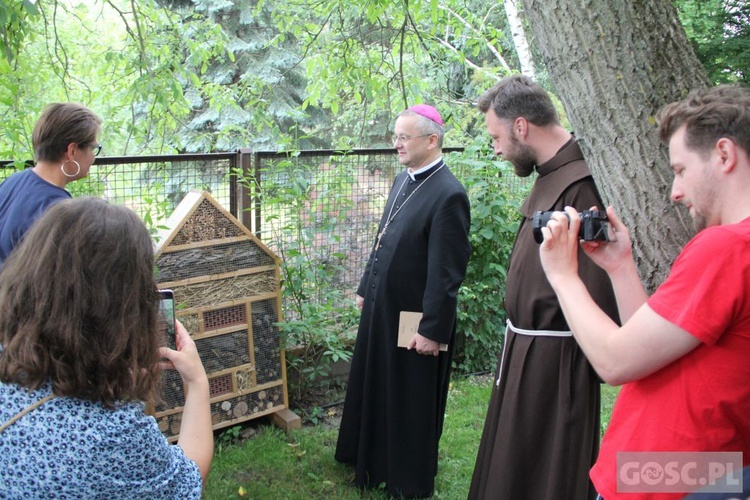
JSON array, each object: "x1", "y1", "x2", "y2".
[{"x1": 270, "y1": 408, "x2": 302, "y2": 432}]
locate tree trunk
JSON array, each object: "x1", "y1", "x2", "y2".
[
  {"x1": 518, "y1": 0, "x2": 710, "y2": 291},
  {"x1": 504, "y1": 0, "x2": 535, "y2": 78}
]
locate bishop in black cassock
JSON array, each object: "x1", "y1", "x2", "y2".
[{"x1": 335, "y1": 104, "x2": 471, "y2": 498}]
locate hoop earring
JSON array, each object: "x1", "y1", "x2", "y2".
[{"x1": 61, "y1": 160, "x2": 81, "y2": 178}]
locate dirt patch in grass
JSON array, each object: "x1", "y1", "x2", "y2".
[{"x1": 291, "y1": 379, "x2": 348, "y2": 429}]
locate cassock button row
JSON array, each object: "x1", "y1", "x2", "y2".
[
  {"x1": 372, "y1": 284, "x2": 375, "y2": 288},
  {"x1": 375, "y1": 258, "x2": 378, "y2": 262},
  {"x1": 373, "y1": 271, "x2": 377, "y2": 275},
  {"x1": 402, "y1": 192, "x2": 406, "y2": 197}
]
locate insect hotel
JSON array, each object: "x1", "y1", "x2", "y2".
[{"x1": 153, "y1": 191, "x2": 299, "y2": 441}]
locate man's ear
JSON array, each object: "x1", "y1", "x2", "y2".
[
  {"x1": 513, "y1": 117, "x2": 528, "y2": 140},
  {"x1": 715, "y1": 137, "x2": 738, "y2": 173}
]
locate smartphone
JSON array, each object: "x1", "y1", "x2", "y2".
[{"x1": 158, "y1": 289, "x2": 176, "y2": 349}]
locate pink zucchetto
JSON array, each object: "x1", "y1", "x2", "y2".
[{"x1": 407, "y1": 104, "x2": 443, "y2": 127}]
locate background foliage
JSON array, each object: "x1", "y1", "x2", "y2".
[
  {"x1": 0, "y1": 0, "x2": 745, "y2": 156},
  {"x1": 450, "y1": 138, "x2": 529, "y2": 373},
  {"x1": 675, "y1": 0, "x2": 750, "y2": 84},
  {"x1": 0, "y1": 0, "x2": 746, "y2": 376},
  {"x1": 243, "y1": 154, "x2": 362, "y2": 399}
]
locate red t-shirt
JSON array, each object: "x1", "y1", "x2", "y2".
[{"x1": 591, "y1": 218, "x2": 750, "y2": 499}]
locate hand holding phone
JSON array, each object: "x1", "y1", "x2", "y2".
[{"x1": 158, "y1": 289, "x2": 176, "y2": 349}]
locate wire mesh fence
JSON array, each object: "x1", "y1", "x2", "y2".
[
  {"x1": 246, "y1": 148, "x2": 533, "y2": 323},
  {"x1": 248, "y1": 149, "x2": 426, "y2": 309},
  {"x1": 1, "y1": 148, "x2": 532, "y2": 320},
  {"x1": 0, "y1": 153, "x2": 238, "y2": 232}
]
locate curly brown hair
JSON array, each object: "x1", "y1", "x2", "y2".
[
  {"x1": 657, "y1": 84, "x2": 750, "y2": 158},
  {"x1": 0, "y1": 197, "x2": 161, "y2": 405}
]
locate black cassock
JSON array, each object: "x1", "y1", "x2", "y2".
[{"x1": 335, "y1": 159, "x2": 471, "y2": 498}]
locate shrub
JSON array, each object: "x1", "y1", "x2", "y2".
[{"x1": 449, "y1": 139, "x2": 529, "y2": 374}]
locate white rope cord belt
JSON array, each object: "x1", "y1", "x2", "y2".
[
  {"x1": 507, "y1": 319, "x2": 573, "y2": 337},
  {"x1": 496, "y1": 320, "x2": 575, "y2": 387}
]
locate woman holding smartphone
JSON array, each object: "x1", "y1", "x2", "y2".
[{"x1": 0, "y1": 197, "x2": 213, "y2": 498}]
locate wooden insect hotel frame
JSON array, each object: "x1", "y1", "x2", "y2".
[{"x1": 153, "y1": 191, "x2": 296, "y2": 441}]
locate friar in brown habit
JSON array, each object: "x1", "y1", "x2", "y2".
[{"x1": 468, "y1": 76, "x2": 619, "y2": 500}]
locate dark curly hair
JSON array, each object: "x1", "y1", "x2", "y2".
[{"x1": 0, "y1": 197, "x2": 161, "y2": 406}]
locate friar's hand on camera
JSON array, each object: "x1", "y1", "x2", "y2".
[
  {"x1": 580, "y1": 206, "x2": 633, "y2": 274},
  {"x1": 159, "y1": 319, "x2": 208, "y2": 387},
  {"x1": 539, "y1": 206, "x2": 582, "y2": 287}
]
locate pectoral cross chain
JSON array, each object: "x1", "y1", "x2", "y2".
[
  {"x1": 376, "y1": 227, "x2": 387, "y2": 250},
  {"x1": 374, "y1": 164, "x2": 444, "y2": 252}
]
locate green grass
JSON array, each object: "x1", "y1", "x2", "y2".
[
  {"x1": 601, "y1": 382, "x2": 621, "y2": 437},
  {"x1": 202, "y1": 376, "x2": 621, "y2": 499}
]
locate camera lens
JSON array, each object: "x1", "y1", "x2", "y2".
[
  {"x1": 532, "y1": 211, "x2": 554, "y2": 244},
  {"x1": 531, "y1": 210, "x2": 574, "y2": 244}
]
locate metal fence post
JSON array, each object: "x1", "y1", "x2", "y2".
[{"x1": 236, "y1": 147, "x2": 255, "y2": 233}]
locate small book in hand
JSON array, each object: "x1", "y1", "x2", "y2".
[{"x1": 397, "y1": 311, "x2": 448, "y2": 352}]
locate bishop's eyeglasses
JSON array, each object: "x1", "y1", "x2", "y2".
[{"x1": 391, "y1": 134, "x2": 431, "y2": 144}]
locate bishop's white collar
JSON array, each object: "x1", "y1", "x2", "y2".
[{"x1": 408, "y1": 156, "x2": 443, "y2": 181}]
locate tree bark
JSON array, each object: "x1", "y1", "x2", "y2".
[
  {"x1": 504, "y1": 0, "x2": 535, "y2": 78},
  {"x1": 518, "y1": 0, "x2": 710, "y2": 291}
]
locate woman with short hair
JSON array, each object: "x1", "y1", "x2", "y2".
[{"x1": 0, "y1": 102, "x2": 103, "y2": 265}]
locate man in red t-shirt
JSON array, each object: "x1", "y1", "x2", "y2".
[{"x1": 538, "y1": 85, "x2": 750, "y2": 500}]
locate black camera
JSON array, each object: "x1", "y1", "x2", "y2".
[{"x1": 532, "y1": 209, "x2": 614, "y2": 244}]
